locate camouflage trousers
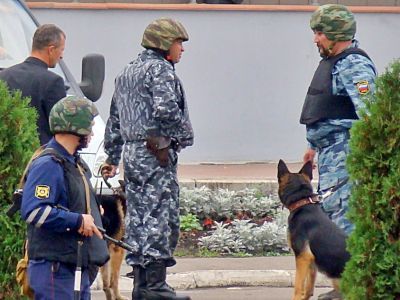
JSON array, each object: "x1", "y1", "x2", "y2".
[
  {"x1": 122, "y1": 141, "x2": 180, "y2": 267},
  {"x1": 313, "y1": 131, "x2": 354, "y2": 235}
]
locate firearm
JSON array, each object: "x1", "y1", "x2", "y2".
[
  {"x1": 6, "y1": 189, "x2": 23, "y2": 218},
  {"x1": 56, "y1": 205, "x2": 136, "y2": 254},
  {"x1": 96, "y1": 226, "x2": 136, "y2": 253}
]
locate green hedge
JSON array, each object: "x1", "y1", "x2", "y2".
[
  {"x1": 0, "y1": 80, "x2": 39, "y2": 298},
  {"x1": 342, "y1": 60, "x2": 400, "y2": 299}
]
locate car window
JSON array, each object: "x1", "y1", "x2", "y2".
[{"x1": 0, "y1": 0, "x2": 66, "y2": 84}]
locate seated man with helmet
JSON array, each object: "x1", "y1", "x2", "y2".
[{"x1": 20, "y1": 96, "x2": 109, "y2": 299}]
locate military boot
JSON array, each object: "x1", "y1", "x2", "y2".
[
  {"x1": 318, "y1": 289, "x2": 343, "y2": 300},
  {"x1": 131, "y1": 265, "x2": 146, "y2": 300},
  {"x1": 141, "y1": 260, "x2": 191, "y2": 300}
]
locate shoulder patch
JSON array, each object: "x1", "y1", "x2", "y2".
[
  {"x1": 35, "y1": 185, "x2": 50, "y2": 199},
  {"x1": 356, "y1": 80, "x2": 370, "y2": 95}
]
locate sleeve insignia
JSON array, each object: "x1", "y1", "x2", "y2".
[
  {"x1": 356, "y1": 80, "x2": 370, "y2": 95},
  {"x1": 35, "y1": 185, "x2": 50, "y2": 199}
]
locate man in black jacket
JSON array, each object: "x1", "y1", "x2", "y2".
[{"x1": 0, "y1": 24, "x2": 66, "y2": 145}]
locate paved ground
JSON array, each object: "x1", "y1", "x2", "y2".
[
  {"x1": 92, "y1": 286, "x2": 333, "y2": 300},
  {"x1": 91, "y1": 256, "x2": 332, "y2": 297}
]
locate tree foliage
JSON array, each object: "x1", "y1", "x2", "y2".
[
  {"x1": 0, "y1": 80, "x2": 39, "y2": 298},
  {"x1": 342, "y1": 60, "x2": 400, "y2": 299}
]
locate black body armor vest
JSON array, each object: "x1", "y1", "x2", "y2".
[
  {"x1": 300, "y1": 48, "x2": 370, "y2": 125},
  {"x1": 27, "y1": 149, "x2": 109, "y2": 268}
]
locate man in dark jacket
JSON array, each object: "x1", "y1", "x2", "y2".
[{"x1": 0, "y1": 24, "x2": 66, "y2": 145}]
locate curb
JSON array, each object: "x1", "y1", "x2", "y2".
[
  {"x1": 180, "y1": 179, "x2": 318, "y2": 192},
  {"x1": 92, "y1": 270, "x2": 331, "y2": 292},
  {"x1": 179, "y1": 179, "x2": 278, "y2": 192}
]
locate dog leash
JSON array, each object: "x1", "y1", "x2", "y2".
[
  {"x1": 104, "y1": 178, "x2": 127, "y2": 200},
  {"x1": 95, "y1": 176, "x2": 134, "y2": 253},
  {"x1": 319, "y1": 177, "x2": 349, "y2": 201},
  {"x1": 286, "y1": 178, "x2": 349, "y2": 212}
]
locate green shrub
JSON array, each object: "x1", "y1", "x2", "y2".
[
  {"x1": 180, "y1": 213, "x2": 202, "y2": 232},
  {"x1": 0, "y1": 80, "x2": 39, "y2": 298},
  {"x1": 341, "y1": 60, "x2": 400, "y2": 299}
]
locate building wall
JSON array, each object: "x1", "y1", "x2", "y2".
[
  {"x1": 30, "y1": 5, "x2": 400, "y2": 163},
  {"x1": 26, "y1": 1, "x2": 400, "y2": 6}
]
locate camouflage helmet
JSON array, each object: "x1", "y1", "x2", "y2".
[
  {"x1": 310, "y1": 4, "x2": 356, "y2": 42},
  {"x1": 141, "y1": 18, "x2": 189, "y2": 51},
  {"x1": 49, "y1": 95, "x2": 98, "y2": 136}
]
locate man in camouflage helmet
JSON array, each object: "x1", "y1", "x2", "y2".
[
  {"x1": 21, "y1": 95, "x2": 109, "y2": 299},
  {"x1": 102, "y1": 18, "x2": 193, "y2": 300},
  {"x1": 299, "y1": 5, "x2": 376, "y2": 299}
]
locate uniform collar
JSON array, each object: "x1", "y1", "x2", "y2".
[
  {"x1": 341, "y1": 39, "x2": 359, "y2": 53},
  {"x1": 322, "y1": 39, "x2": 359, "y2": 60},
  {"x1": 142, "y1": 49, "x2": 174, "y2": 67},
  {"x1": 46, "y1": 138, "x2": 77, "y2": 164},
  {"x1": 142, "y1": 49, "x2": 163, "y2": 60},
  {"x1": 24, "y1": 57, "x2": 48, "y2": 69}
]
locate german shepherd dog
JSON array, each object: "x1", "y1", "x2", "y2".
[
  {"x1": 277, "y1": 160, "x2": 350, "y2": 300},
  {"x1": 98, "y1": 179, "x2": 128, "y2": 300}
]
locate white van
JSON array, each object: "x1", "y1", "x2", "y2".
[{"x1": 0, "y1": 0, "x2": 119, "y2": 194}]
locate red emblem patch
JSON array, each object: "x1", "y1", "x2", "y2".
[{"x1": 356, "y1": 80, "x2": 370, "y2": 95}]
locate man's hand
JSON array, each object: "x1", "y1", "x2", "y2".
[
  {"x1": 101, "y1": 163, "x2": 118, "y2": 179},
  {"x1": 0, "y1": 47, "x2": 12, "y2": 60},
  {"x1": 78, "y1": 214, "x2": 103, "y2": 239},
  {"x1": 303, "y1": 148, "x2": 317, "y2": 169}
]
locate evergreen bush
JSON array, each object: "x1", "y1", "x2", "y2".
[
  {"x1": 341, "y1": 59, "x2": 400, "y2": 299},
  {"x1": 0, "y1": 80, "x2": 39, "y2": 298}
]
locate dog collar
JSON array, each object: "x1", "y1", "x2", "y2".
[{"x1": 287, "y1": 195, "x2": 320, "y2": 212}]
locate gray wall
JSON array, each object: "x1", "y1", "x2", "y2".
[{"x1": 30, "y1": 7, "x2": 400, "y2": 163}]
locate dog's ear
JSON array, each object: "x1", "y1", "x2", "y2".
[
  {"x1": 278, "y1": 159, "x2": 290, "y2": 181},
  {"x1": 299, "y1": 161, "x2": 313, "y2": 181}
]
